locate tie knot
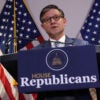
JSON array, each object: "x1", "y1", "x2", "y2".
[{"x1": 55, "y1": 41, "x2": 60, "y2": 47}]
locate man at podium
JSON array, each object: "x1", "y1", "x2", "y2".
[{"x1": 35, "y1": 4, "x2": 92, "y2": 100}]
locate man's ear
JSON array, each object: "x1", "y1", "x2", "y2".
[{"x1": 63, "y1": 18, "x2": 67, "y2": 24}]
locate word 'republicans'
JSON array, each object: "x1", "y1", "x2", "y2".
[{"x1": 20, "y1": 74, "x2": 97, "y2": 88}]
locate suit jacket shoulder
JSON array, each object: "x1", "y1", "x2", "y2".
[
  {"x1": 34, "y1": 41, "x2": 51, "y2": 49},
  {"x1": 34, "y1": 36, "x2": 89, "y2": 49},
  {"x1": 65, "y1": 36, "x2": 89, "y2": 46}
]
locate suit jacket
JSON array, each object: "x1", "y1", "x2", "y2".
[{"x1": 35, "y1": 36, "x2": 89, "y2": 49}]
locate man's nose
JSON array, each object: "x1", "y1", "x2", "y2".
[{"x1": 50, "y1": 18, "x2": 56, "y2": 23}]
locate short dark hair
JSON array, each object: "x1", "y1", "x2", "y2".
[{"x1": 40, "y1": 4, "x2": 65, "y2": 22}]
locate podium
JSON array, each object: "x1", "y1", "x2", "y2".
[
  {"x1": 0, "y1": 53, "x2": 17, "y2": 81},
  {"x1": 0, "y1": 45, "x2": 100, "y2": 94}
]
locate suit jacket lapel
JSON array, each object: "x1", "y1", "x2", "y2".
[
  {"x1": 42, "y1": 40, "x2": 51, "y2": 48},
  {"x1": 65, "y1": 36, "x2": 74, "y2": 46}
]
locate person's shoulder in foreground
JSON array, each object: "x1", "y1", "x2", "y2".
[{"x1": 69, "y1": 38, "x2": 89, "y2": 46}]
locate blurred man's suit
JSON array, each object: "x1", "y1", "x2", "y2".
[{"x1": 35, "y1": 36, "x2": 92, "y2": 100}]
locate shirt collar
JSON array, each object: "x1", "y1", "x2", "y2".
[
  {"x1": 49, "y1": 35, "x2": 66, "y2": 43},
  {"x1": 49, "y1": 35, "x2": 66, "y2": 48}
]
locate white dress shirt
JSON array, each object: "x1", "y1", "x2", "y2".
[{"x1": 50, "y1": 35, "x2": 66, "y2": 48}]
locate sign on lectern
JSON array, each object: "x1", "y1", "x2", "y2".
[{"x1": 18, "y1": 46, "x2": 100, "y2": 93}]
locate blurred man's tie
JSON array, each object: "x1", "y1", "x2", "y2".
[{"x1": 55, "y1": 41, "x2": 65, "y2": 48}]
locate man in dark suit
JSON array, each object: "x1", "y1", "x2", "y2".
[{"x1": 36, "y1": 4, "x2": 92, "y2": 100}]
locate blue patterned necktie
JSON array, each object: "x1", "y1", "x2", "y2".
[{"x1": 55, "y1": 41, "x2": 59, "y2": 47}]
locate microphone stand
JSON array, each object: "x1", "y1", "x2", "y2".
[
  {"x1": 4, "y1": 37, "x2": 40, "y2": 54},
  {"x1": 4, "y1": 37, "x2": 18, "y2": 54}
]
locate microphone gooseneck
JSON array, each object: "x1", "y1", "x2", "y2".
[{"x1": 4, "y1": 37, "x2": 40, "y2": 54}]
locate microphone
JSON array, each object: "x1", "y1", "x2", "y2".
[
  {"x1": 5, "y1": 43, "x2": 9, "y2": 54},
  {"x1": 5, "y1": 37, "x2": 18, "y2": 54},
  {"x1": 4, "y1": 37, "x2": 39, "y2": 54}
]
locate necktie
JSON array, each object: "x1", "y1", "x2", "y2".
[
  {"x1": 55, "y1": 41, "x2": 59, "y2": 47},
  {"x1": 55, "y1": 41, "x2": 65, "y2": 48}
]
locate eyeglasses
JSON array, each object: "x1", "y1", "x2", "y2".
[{"x1": 41, "y1": 15, "x2": 63, "y2": 24}]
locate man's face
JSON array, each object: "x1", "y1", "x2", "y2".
[{"x1": 41, "y1": 9, "x2": 67, "y2": 39}]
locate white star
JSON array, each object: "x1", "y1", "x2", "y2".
[
  {"x1": 4, "y1": 33, "x2": 6, "y2": 37},
  {"x1": 93, "y1": 31, "x2": 97, "y2": 34},
  {"x1": 2, "y1": 40, "x2": 5, "y2": 44},
  {"x1": 33, "y1": 29, "x2": 37, "y2": 33},
  {"x1": 8, "y1": 12, "x2": 10, "y2": 15},
  {"x1": 21, "y1": 26, "x2": 24, "y2": 30},
  {"x1": 95, "y1": 3, "x2": 99, "y2": 6},
  {"x1": 91, "y1": 38, "x2": 95, "y2": 41},
  {"x1": 86, "y1": 29, "x2": 90, "y2": 32},
  {"x1": 2, "y1": 19, "x2": 6, "y2": 22},
  {"x1": 20, "y1": 4, "x2": 23, "y2": 8},
  {"x1": 18, "y1": 11, "x2": 22, "y2": 15},
  {"x1": 26, "y1": 35, "x2": 29, "y2": 38},
  {"x1": 97, "y1": 18, "x2": 100, "y2": 21},
  {"x1": 23, "y1": 13, "x2": 27, "y2": 16},
  {"x1": 12, "y1": 21, "x2": 14, "y2": 24},
  {"x1": 88, "y1": 22, "x2": 92, "y2": 26},
  {"x1": 4, "y1": 11, "x2": 7, "y2": 15},
  {"x1": 0, "y1": 32, "x2": 2, "y2": 36},
  {"x1": 95, "y1": 24, "x2": 99, "y2": 28},
  {"x1": 16, "y1": 1, "x2": 18, "y2": 5},
  {"x1": 8, "y1": 42, "x2": 11, "y2": 45},
  {"x1": 28, "y1": 21, "x2": 32, "y2": 25},
  {"x1": 85, "y1": 35, "x2": 88, "y2": 39},
  {"x1": 9, "y1": 34, "x2": 12, "y2": 38},
  {"x1": 27, "y1": 28, "x2": 31, "y2": 32},
  {"x1": 10, "y1": 27, "x2": 13, "y2": 31},
  {"x1": 19, "y1": 33, "x2": 23, "y2": 37},
  {"x1": 22, "y1": 20, "x2": 26, "y2": 23},
  {"x1": 1, "y1": 26, "x2": 4, "y2": 29},
  {"x1": 6, "y1": 5, "x2": 9, "y2": 8},
  {"x1": 93, "y1": 9, "x2": 96, "y2": 13},
  {"x1": 8, "y1": 5, "x2": 12, "y2": 9},
  {"x1": 17, "y1": 17, "x2": 21, "y2": 21},
  {"x1": 18, "y1": 40, "x2": 22, "y2": 44},
  {"x1": 98, "y1": 40, "x2": 100, "y2": 44},
  {"x1": 5, "y1": 26, "x2": 7, "y2": 29},
  {"x1": 90, "y1": 16, "x2": 94, "y2": 19},
  {"x1": 98, "y1": 11, "x2": 100, "y2": 14}
]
